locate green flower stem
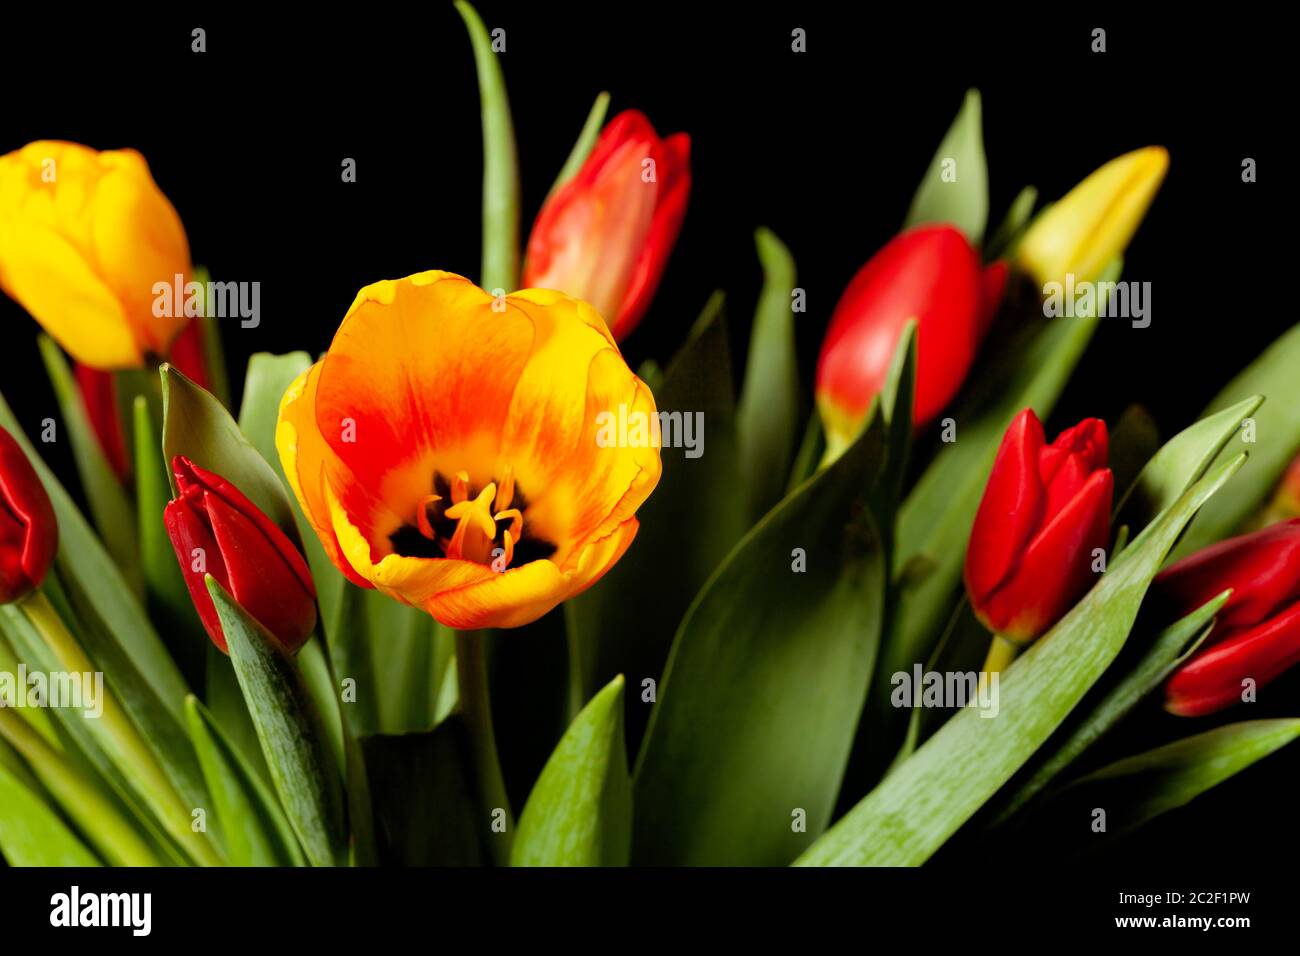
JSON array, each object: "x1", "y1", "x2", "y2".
[
  {"x1": 0, "y1": 703, "x2": 162, "y2": 866},
  {"x1": 455, "y1": 0, "x2": 520, "y2": 293},
  {"x1": 454, "y1": 629, "x2": 513, "y2": 864},
  {"x1": 19, "y1": 589, "x2": 224, "y2": 866},
  {"x1": 982, "y1": 633, "x2": 1023, "y2": 676}
]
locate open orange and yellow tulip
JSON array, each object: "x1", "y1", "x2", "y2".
[
  {"x1": 276, "y1": 271, "x2": 661, "y2": 629},
  {"x1": 0, "y1": 141, "x2": 191, "y2": 370}
]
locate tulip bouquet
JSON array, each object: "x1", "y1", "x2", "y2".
[{"x1": 1, "y1": 4, "x2": 1298, "y2": 870}]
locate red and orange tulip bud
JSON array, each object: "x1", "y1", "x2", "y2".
[
  {"x1": 522, "y1": 109, "x2": 690, "y2": 341},
  {"x1": 815, "y1": 224, "x2": 1006, "y2": 448},
  {"x1": 164, "y1": 456, "x2": 316, "y2": 654},
  {"x1": 0, "y1": 426, "x2": 58, "y2": 604},
  {"x1": 965, "y1": 409, "x2": 1113, "y2": 650},
  {"x1": 1157, "y1": 519, "x2": 1300, "y2": 716}
]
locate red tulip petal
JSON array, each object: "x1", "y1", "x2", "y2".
[
  {"x1": 1043, "y1": 454, "x2": 1090, "y2": 519},
  {"x1": 204, "y1": 490, "x2": 316, "y2": 652},
  {"x1": 1155, "y1": 517, "x2": 1300, "y2": 636},
  {"x1": 0, "y1": 427, "x2": 59, "y2": 601},
  {"x1": 816, "y1": 224, "x2": 982, "y2": 430},
  {"x1": 174, "y1": 456, "x2": 315, "y2": 596},
  {"x1": 164, "y1": 489, "x2": 228, "y2": 651},
  {"x1": 616, "y1": 132, "x2": 691, "y2": 339},
  {"x1": 1165, "y1": 598, "x2": 1300, "y2": 717},
  {"x1": 964, "y1": 408, "x2": 1047, "y2": 602}
]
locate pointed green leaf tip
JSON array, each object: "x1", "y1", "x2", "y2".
[
  {"x1": 905, "y1": 88, "x2": 988, "y2": 244},
  {"x1": 737, "y1": 227, "x2": 800, "y2": 517},
  {"x1": 512, "y1": 675, "x2": 631, "y2": 866}
]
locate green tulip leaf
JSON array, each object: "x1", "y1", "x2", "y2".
[
  {"x1": 36, "y1": 335, "x2": 140, "y2": 592},
  {"x1": 0, "y1": 704, "x2": 162, "y2": 867},
  {"x1": 787, "y1": 410, "x2": 825, "y2": 493},
  {"x1": 134, "y1": 395, "x2": 207, "y2": 687},
  {"x1": 1173, "y1": 321, "x2": 1300, "y2": 558},
  {"x1": 991, "y1": 590, "x2": 1230, "y2": 826},
  {"x1": 1034, "y1": 719, "x2": 1300, "y2": 847},
  {"x1": 0, "y1": 392, "x2": 192, "y2": 725},
  {"x1": 210, "y1": 577, "x2": 347, "y2": 867},
  {"x1": 632, "y1": 397, "x2": 890, "y2": 865},
  {"x1": 565, "y1": 291, "x2": 746, "y2": 744},
  {"x1": 236, "y1": 353, "x2": 334, "y2": 615},
  {"x1": 205, "y1": 643, "x2": 271, "y2": 788},
  {"x1": 546, "y1": 91, "x2": 610, "y2": 201},
  {"x1": 456, "y1": 0, "x2": 520, "y2": 293},
  {"x1": 161, "y1": 363, "x2": 299, "y2": 541},
  {"x1": 0, "y1": 761, "x2": 102, "y2": 867},
  {"x1": 1115, "y1": 395, "x2": 1262, "y2": 547},
  {"x1": 188, "y1": 265, "x2": 233, "y2": 410},
  {"x1": 904, "y1": 88, "x2": 988, "y2": 245},
  {"x1": 797, "y1": 451, "x2": 1245, "y2": 866},
  {"x1": 5, "y1": 584, "x2": 219, "y2": 865},
  {"x1": 184, "y1": 695, "x2": 306, "y2": 866},
  {"x1": 0, "y1": 603, "x2": 186, "y2": 865},
  {"x1": 238, "y1": 351, "x2": 313, "y2": 472},
  {"x1": 737, "y1": 227, "x2": 800, "y2": 519},
  {"x1": 513, "y1": 675, "x2": 631, "y2": 866}
]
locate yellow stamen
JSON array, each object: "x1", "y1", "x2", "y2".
[{"x1": 494, "y1": 508, "x2": 523, "y2": 540}]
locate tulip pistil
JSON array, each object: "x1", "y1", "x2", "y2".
[{"x1": 390, "y1": 468, "x2": 555, "y2": 570}]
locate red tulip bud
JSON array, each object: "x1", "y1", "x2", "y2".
[
  {"x1": 164, "y1": 456, "x2": 315, "y2": 654},
  {"x1": 1157, "y1": 519, "x2": 1300, "y2": 716},
  {"x1": 964, "y1": 409, "x2": 1113, "y2": 642},
  {"x1": 0, "y1": 426, "x2": 58, "y2": 604},
  {"x1": 815, "y1": 224, "x2": 1006, "y2": 445},
  {"x1": 522, "y1": 109, "x2": 690, "y2": 341}
]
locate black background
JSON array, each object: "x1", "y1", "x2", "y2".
[{"x1": 0, "y1": 5, "x2": 1291, "y2": 886}]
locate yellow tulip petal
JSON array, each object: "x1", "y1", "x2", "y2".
[
  {"x1": 1018, "y1": 146, "x2": 1169, "y2": 287},
  {"x1": 0, "y1": 140, "x2": 192, "y2": 369},
  {"x1": 277, "y1": 361, "x2": 372, "y2": 588},
  {"x1": 0, "y1": 217, "x2": 142, "y2": 367}
]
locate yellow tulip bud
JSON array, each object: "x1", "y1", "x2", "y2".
[
  {"x1": 1017, "y1": 146, "x2": 1169, "y2": 287},
  {"x1": 0, "y1": 141, "x2": 191, "y2": 369}
]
